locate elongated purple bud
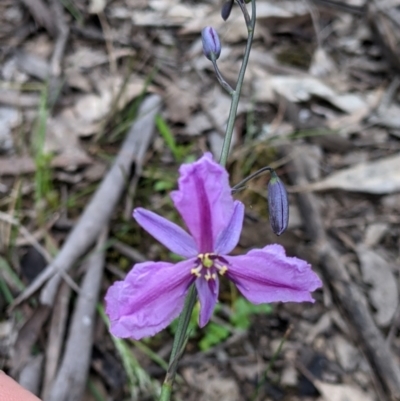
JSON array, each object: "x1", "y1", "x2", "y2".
[
  {"x1": 201, "y1": 26, "x2": 221, "y2": 61},
  {"x1": 267, "y1": 172, "x2": 289, "y2": 236},
  {"x1": 221, "y1": 0, "x2": 234, "y2": 21}
]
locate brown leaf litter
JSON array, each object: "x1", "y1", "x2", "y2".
[{"x1": 1, "y1": 0, "x2": 400, "y2": 400}]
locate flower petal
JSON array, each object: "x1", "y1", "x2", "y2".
[
  {"x1": 215, "y1": 201, "x2": 244, "y2": 254},
  {"x1": 133, "y1": 208, "x2": 197, "y2": 258},
  {"x1": 171, "y1": 153, "x2": 235, "y2": 253},
  {"x1": 105, "y1": 259, "x2": 195, "y2": 339},
  {"x1": 224, "y1": 244, "x2": 322, "y2": 304},
  {"x1": 196, "y1": 276, "x2": 219, "y2": 327}
]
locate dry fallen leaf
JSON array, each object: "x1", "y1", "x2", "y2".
[
  {"x1": 88, "y1": 0, "x2": 106, "y2": 14},
  {"x1": 165, "y1": 81, "x2": 198, "y2": 123},
  {"x1": 333, "y1": 335, "x2": 360, "y2": 372},
  {"x1": 254, "y1": 75, "x2": 367, "y2": 114},
  {"x1": 183, "y1": 366, "x2": 239, "y2": 401},
  {"x1": 309, "y1": 48, "x2": 338, "y2": 78},
  {"x1": 0, "y1": 107, "x2": 20, "y2": 153},
  {"x1": 369, "y1": 104, "x2": 400, "y2": 130},
  {"x1": 181, "y1": 0, "x2": 311, "y2": 42},
  {"x1": 357, "y1": 245, "x2": 398, "y2": 327},
  {"x1": 46, "y1": 117, "x2": 92, "y2": 171},
  {"x1": 67, "y1": 76, "x2": 147, "y2": 137},
  {"x1": 315, "y1": 380, "x2": 374, "y2": 401},
  {"x1": 298, "y1": 153, "x2": 400, "y2": 194}
]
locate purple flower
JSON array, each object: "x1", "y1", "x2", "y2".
[
  {"x1": 105, "y1": 154, "x2": 322, "y2": 340},
  {"x1": 201, "y1": 27, "x2": 221, "y2": 61}
]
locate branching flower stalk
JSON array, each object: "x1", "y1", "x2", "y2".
[
  {"x1": 210, "y1": 55, "x2": 234, "y2": 95},
  {"x1": 220, "y1": 0, "x2": 256, "y2": 167},
  {"x1": 161, "y1": 2, "x2": 257, "y2": 398},
  {"x1": 105, "y1": 1, "x2": 322, "y2": 401},
  {"x1": 161, "y1": 1, "x2": 255, "y2": 398}
]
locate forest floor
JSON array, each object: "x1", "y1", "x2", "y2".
[{"x1": 1, "y1": 0, "x2": 400, "y2": 400}]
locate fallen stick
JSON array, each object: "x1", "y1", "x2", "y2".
[
  {"x1": 41, "y1": 282, "x2": 72, "y2": 399},
  {"x1": 286, "y1": 148, "x2": 400, "y2": 401},
  {"x1": 48, "y1": 0, "x2": 70, "y2": 107},
  {"x1": 20, "y1": 0, "x2": 57, "y2": 36},
  {"x1": 45, "y1": 229, "x2": 107, "y2": 401},
  {"x1": 18, "y1": 354, "x2": 44, "y2": 396},
  {"x1": 11, "y1": 94, "x2": 162, "y2": 308}
]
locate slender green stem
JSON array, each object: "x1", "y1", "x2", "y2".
[
  {"x1": 169, "y1": 286, "x2": 196, "y2": 360},
  {"x1": 159, "y1": 2, "x2": 257, "y2": 400},
  {"x1": 159, "y1": 384, "x2": 172, "y2": 401},
  {"x1": 236, "y1": 0, "x2": 251, "y2": 27},
  {"x1": 231, "y1": 166, "x2": 274, "y2": 193},
  {"x1": 219, "y1": 0, "x2": 256, "y2": 167},
  {"x1": 211, "y1": 58, "x2": 234, "y2": 95},
  {"x1": 159, "y1": 286, "x2": 197, "y2": 401}
]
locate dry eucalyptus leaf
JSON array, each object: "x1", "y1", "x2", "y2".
[
  {"x1": 256, "y1": 0, "x2": 309, "y2": 18},
  {"x1": 0, "y1": 107, "x2": 20, "y2": 153},
  {"x1": 309, "y1": 48, "x2": 338, "y2": 78},
  {"x1": 133, "y1": 2, "x2": 210, "y2": 27},
  {"x1": 315, "y1": 380, "x2": 374, "y2": 401},
  {"x1": 185, "y1": 113, "x2": 211, "y2": 136},
  {"x1": 66, "y1": 48, "x2": 110, "y2": 70},
  {"x1": 364, "y1": 223, "x2": 389, "y2": 247},
  {"x1": 181, "y1": 0, "x2": 310, "y2": 42},
  {"x1": 357, "y1": 245, "x2": 398, "y2": 327},
  {"x1": 165, "y1": 82, "x2": 198, "y2": 123},
  {"x1": 333, "y1": 335, "x2": 360, "y2": 372},
  {"x1": 46, "y1": 117, "x2": 92, "y2": 171},
  {"x1": 180, "y1": 7, "x2": 249, "y2": 42},
  {"x1": 254, "y1": 75, "x2": 367, "y2": 114},
  {"x1": 300, "y1": 153, "x2": 400, "y2": 194},
  {"x1": 88, "y1": 0, "x2": 106, "y2": 14},
  {"x1": 369, "y1": 104, "x2": 400, "y2": 130},
  {"x1": 182, "y1": 366, "x2": 239, "y2": 401},
  {"x1": 66, "y1": 48, "x2": 135, "y2": 72},
  {"x1": 69, "y1": 76, "x2": 147, "y2": 137},
  {"x1": 209, "y1": 130, "x2": 237, "y2": 160}
]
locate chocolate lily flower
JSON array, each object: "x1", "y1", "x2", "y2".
[{"x1": 105, "y1": 154, "x2": 322, "y2": 339}]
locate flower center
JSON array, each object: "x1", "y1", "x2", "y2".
[{"x1": 191, "y1": 253, "x2": 228, "y2": 281}]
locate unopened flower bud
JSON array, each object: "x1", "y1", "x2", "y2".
[
  {"x1": 267, "y1": 172, "x2": 289, "y2": 236},
  {"x1": 201, "y1": 26, "x2": 221, "y2": 61},
  {"x1": 221, "y1": 0, "x2": 234, "y2": 21}
]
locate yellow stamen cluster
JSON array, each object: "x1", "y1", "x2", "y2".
[{"x1": 190, "y1": 253, "x2": 228, "y2": 281}]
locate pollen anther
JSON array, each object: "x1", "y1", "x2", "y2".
[
  {"x1": 191, "y1": 253, "x2": 229, "y2": 279},
  {"x1": 191, "y1": 266, "x2": 202, "y2": 277},
  {"x1": 218, "y1": 265, "x2": 228, "y2": 275}
]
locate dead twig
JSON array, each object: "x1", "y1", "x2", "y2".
[
  {"x1": 98, "y1": 12, "x2": 117, "y2": 76},
  {"x1": 70, "y1": 25, "x2": 139, "y2": 48},
  {"x1": 112, "y1": 240, "x2": 147, "y2": 263},
  {"x1": 286, "y1": 147, "x2": 400, "y2": 401},
  {"x1": 11, "y1": 94, "x2": 162, "y2": 308},
  {"x1": 41, "y1": 282, "x2": 72, "y2": 399},
  {"x1": 18, "y1": 354, "x2": 44, "y2": 397},
  {"x1": 20, "y1": 0, "x2": 57, "y2": 36},
  {"x1": 11, "y1": 305, "x2": 51, "y2": 376},
  {"x1": 45, "y1": 229, "x2": 108, "y2": 401},
  {"x1": 310, "y1": 0, "x2": 365, "y2": 15},
  {"x1": 0, "y1": 211, "x2": 52, "y2": 263},
  {"x1": 48, "y1": 0, "x2": 70, "y2": 107},
  {"x1": 0, "y1": 90, "x2": 40, "y2": 108}
]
